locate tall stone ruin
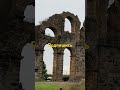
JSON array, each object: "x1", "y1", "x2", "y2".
[{"x1": 35, "y1": 12, "x2": 85, "y2": 82}]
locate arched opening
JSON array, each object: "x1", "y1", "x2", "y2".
[
  {"x1": 24, "y1": 4, "x2": 35, "y2": 23},
  {"x1": 63, "y1": 48, "x2": 71, "y2": 81},
  {"x1": 20, "y1": 43, "x2": 35, "y2": 90},
  {"x1": 45, "y1": 28, "x2": 55, "y2": 37},
  {"x1": 108, "y1": 0, "x2": 115, "y2": 8},
  {"x1": 64, "y1": 18, "x2": 72, "y2": 33},
  {"x1": 43, "y1": 44, "x2": 54, "y2": 81}
]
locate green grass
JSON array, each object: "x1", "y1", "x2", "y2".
[{"x1": 35, "y1": 79, "x2": 85, "y2": 90}]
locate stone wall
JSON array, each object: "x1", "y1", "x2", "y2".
[
  {"x1": 86, "y1": 0, "x2": 120, "y2": 89},
  {"x1": 0, "y1": 0, "x2": 35, "y2": 90}
]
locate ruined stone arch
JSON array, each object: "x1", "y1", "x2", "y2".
[
  {"x1": 37, "y1": 14, "x2": 65, "y2": 36},
  {"x1": 36, "y1": 24, "x2": 62, "y2": 37},
  {"x1": 35, "y1": 12, "x2": 85, "y2": 82},
  {"x1": 66, "y1": 47, "x2": 75, "y2": 56},
  {"x1": 0, "y1": 24, "x2": 35, "y2": 90},
  {"x1": 0, "y1": 0, "x2": 35, "y2": 89},
  {"x1": 64, "y1": 18, "x2": 72, "y2": 33},
  {"x1": 62, "y1": 48, "x2": 71, "y2": 78},
  {"x1": 44, "y1": 27, "x2": 57, "y2": 37},
  {"x1": 20, "y1": 42, "x2": 35, "y2": 90},
  {"x1": 62, "y1": 47, "x2": 76, "y2": 80},
  {"x1": 69, "y1": 47, "x2": 77, "y2": 80},
  {"x1": 64, "y1": 17, "x2": 74, "y2": 33},
  {"x1": 62, "y1": 12, "x2": 81, "y2": 34},
  {"x1": 43, "y1": 44, "x2": 54, "y2": 74},
  {"x1": 45, "y1": 28, "x2": 55, "y2": 37}
]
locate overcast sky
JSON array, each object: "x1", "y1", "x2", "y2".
[
  {"x1": 35, "y1": 0, "x2": 85, "y2": 25},
  {"x1": 35, "y1": 0, "x2": 85, "y2": 75}
]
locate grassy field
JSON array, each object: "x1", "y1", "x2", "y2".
[{"x1": 35, "y1": 79, "x2": 85, "y2": 90}]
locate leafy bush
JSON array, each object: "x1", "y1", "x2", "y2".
[{"x1": 62, "y1": 75, "x2": 69, "y2": 81}]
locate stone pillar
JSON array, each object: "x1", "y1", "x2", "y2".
[
  {"x1": 53, "y1": 49, "x2": 64, "y2": 81},
  {"x1": 69, "y1": 55, "x2": 76, "y2": 81},
  {"x1": 96, "y1": 0, "x2": 109, "y2": 90},
  {"x1": 74, "y1": 46, "x2": 85, "y2": 81},
  {"x1": 86, "y1": 0, "x2": 98, "y2": 89},
  {"x1": 86, "y1": 0, "x2": 110, "y2": 90},
  {"x1": 52, "y1": 49, "x2": 57, "y2": 81},
  {"x1": 79, "y1": 47, "x2": 85, "y2": 79},
  {"x1": 0, "y1": 51, "x2": 24, "y2": 90},
  {"x1": 35, "y1": 49, "x2": 44, "y2": 81},
  {"x1": 96, "y1": 0, "x2": 108, "y2": 39}
]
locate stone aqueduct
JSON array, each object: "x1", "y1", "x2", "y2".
[{"x1": 35, "y1": 12, "x2": 85, "y2": 81}]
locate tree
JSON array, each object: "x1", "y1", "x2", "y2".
[{"x1": 42, "y1": 61, "x2": 48, "y2": 80}]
